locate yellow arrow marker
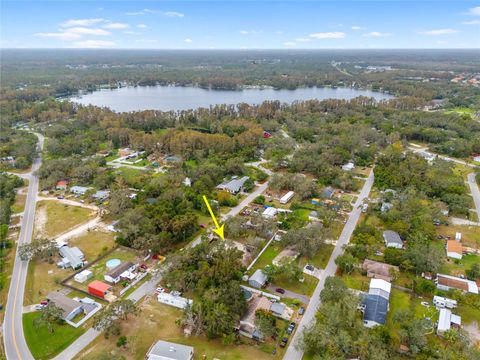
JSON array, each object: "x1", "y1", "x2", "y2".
[{"x1": 202, "y1": 195, "x2": 225, "y2": 240}]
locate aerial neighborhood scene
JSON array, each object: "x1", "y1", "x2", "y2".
[{"x1": 1, "y1": 1, "x2": 480, "y2": 360}]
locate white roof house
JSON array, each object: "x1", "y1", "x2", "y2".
[
  {"x1": 437, "y1": 308, "x2": 461, "y2": 335},
  {"x1": 262, "y1": 207, "x2": 278, "y2": 219},
  {"x1": 279, "y1": 191, "x2": 294, "y2": 204},
  {"x1": 146, "y1": 340, "x2": 194, "y2": 360},
  {"x1": 74, "y1": 270, "x2": 93, "y2": 283},
  {"x1": 157, "y1": 292, "x2": 193, "y2": 310},
  {"x1": 369, "y1": 279, "x2": 392, "y2": 298},
  {"x1": 248, "y1": 269, "x2": 268, "y2": 289},
  {"x1": 70, "y1": 186, "x2": 91, "y2": 195},
  {"x1": 341, "y1": 162, "x2": 355, "y2": 171}
]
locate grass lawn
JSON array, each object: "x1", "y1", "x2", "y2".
[
  {"x1": 439, "y1": 254, "x2": 480, "y2": 277},
  {"x1": 444, "y1": 107, "x2": 475, "y2": 116},
  {"x1": 76, "y1": 299, "x2": 282, "y2": 360},
  {"x1": 341, "y1": 272, "x2": 370, "y2": 292},
  {"x1": 248, "y1": 244, "x2": 280, "y2": 274},
  {"x1": 298, "y1": 244, "x2": 334, "y2": 269},
  {"x1": 23, "y1": 312, "x2": 85, "y2": 360},
  {"x1": 68, "y1": 230, "x2": 116, "y2": 261},
  {"x1": 35, "y1": 201, "x2": 94, "y2": 238},
  {"x1": 12, "y1": 189, "x2": 27, "y2": 213},
  {"x1": 274, "y1": 273, "x2": 318, "y2": 297},
  {"x1": 24, "y1": 260, "x2": 66, "y2": 304},
  {"x1": 457, "y1": 303, "x2": 480, "y2": 324}
]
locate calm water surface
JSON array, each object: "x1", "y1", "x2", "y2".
[{"x1": 71, "y1": 85, "x2": 394, "y2": 112}]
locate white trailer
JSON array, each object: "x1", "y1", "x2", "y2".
[
  {"x1": 280, "y1": 191, "x2": 294, "y2": 204},
  {"x1": 433, "y1": 296, "x2": 457, "y2": 309}
]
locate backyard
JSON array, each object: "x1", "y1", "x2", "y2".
[
  {"x1": 34, "y1": 201, "x2": 95, "y2": 238},
  {"x1": 76, "y1": 299, "x2": 284, "y2": 360},
  {"x1": 23, "y1": 312, "x2": 85, "y2": 360},
  {"x1": 68, "y1": 229, "x2": 117, "y2": 261}
]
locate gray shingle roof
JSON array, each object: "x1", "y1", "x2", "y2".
[
  {"x1": 270, "y1": 302, "x2": 285, "y2": 315},
  {"x1": 383, "y1": 230, "x2": 402, "y2": 246},
  {"x1": 217, "y1": 176, "x2": 250, "y2": 193}
]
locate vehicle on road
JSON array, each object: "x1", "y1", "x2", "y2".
[
  {"x1": 275, "y1": 288, "x2": 285, "y2": 294},
  {"x1": 298, "y1": 307, "x2": 305, "y2": 315},
  {"x1": 57, "y1": 195, "x2": 64, "y2": 199}
]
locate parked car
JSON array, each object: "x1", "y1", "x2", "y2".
[
  {"x1": 139, "y1": 263, "x2": 148, "y2": 270},
  {"x1": 275, "y1": 288, "x2": 285, "y2": 294},
  {"x1": 171, "y1": 290, "x2": 182, "y2": 296},
  {"x1": 298, "y1": 307, "x2": 305, "y2": 315},
  {"x1": 57, "y1": 195, "x2": 64, "y2": 200},
  {"x1": 40, "y1": 300, "x2": 48, "y2": 306},
  {"x1": 156, "y1": 287, "x2": 165, "y2": 293},
  {"x1": 199, "y1": 224, "x2": 206, "y2": 228},
  {"x1": 305, "y1": 264, "x2": 314, "y2": 271},
  {"x1": 279, "y1": 337, "x2": 288, "y2": 348},
  {"x1": 286, "y1": 322, "x2": 296, "y2": 334},
  {"x1": 34, "y1": 304, "x2": 45, "y2": 311}
]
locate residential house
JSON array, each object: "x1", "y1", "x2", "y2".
[
  {"x1": 446, "y1": 240, "x2": 463, "y2": 260},
  {"x1": 146, "y1": 340, "x2": 194, "y2": 360},
  {"x1": 437, "y1": 308, "x2": 461, "y2": 335},
  {"x1": 383, "y1": 230, "x2": 403, "y2": 249},
  {"x1": 248, "y1": 269, "x2": 268, "y2": 289},
  {"x1": 56, "y1": 180, "x2": 69, "y2": 191},
  {"x1": 436, "y1": 274, "x2": 479, "y2": 294},
  {"x1": 279, "y1": 191, "x2": 294, "y2": 204},
  {"x1": 46, "y1": 292, "x2": 83, "y2": 321},
  {"x1": 157, "y1": 292, "x2": 193, "y2": 310},
  {"x1": 216, "y1": 176, "x2": 250, "y2": 194},
  {"x1": 70, "y1": 186, "x2": 91, "y2": 196},
  {"x1": 92, "y1": 190, "x2": 110, "y2": 202},
  {"x1": 362, "y1": 279, "x2": 391, "y2": 328},
  {"x1": 262, "y1": 206, "x2": 278, "y2": 219},
  {"x1": 362, "y1": 259, "x2": 399, "y2": 282},
  {"x1": 269, "y1": 302, "x2": 293, "y2": 320},
  {"x1": 473, "y1": 155, "x2": 480, "y2": 163},
  {"x1": 104, "y1": 262, "x2": 137, "y2": 284},
  {"x1": 322, "y1": 186, "x2": 335, "y2": 199},
  {"x1": 272, "y1": 246, "x2": 299, "y2": 266},
  {"x1": 57, "y1": 245, "x2": 84, "y2": 270},
  {"x1": 341, "y1": 162, "x2": 355, "y2": 171}
]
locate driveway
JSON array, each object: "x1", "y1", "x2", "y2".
[
  {"x1": 266, "y1": 285, "x2": 310, "y2": 304},
  {"x1": 283, "y1": 169, "x2": 374, "y2": 360}
]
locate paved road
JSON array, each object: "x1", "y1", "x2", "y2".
[
  {"x1": 283, "y1": 169, "x2": 374, "y2": 360},
  {"x1": 266, "y1": 285, "x2": 310, "y2": 304},
  {"x1": 408, "y1": 144, "x2": 479, "y2": 169},
  {"x1": 467, "y1": 172, "x2": 480, "y2": 221},
  {"x1": 3, "y1": 133, "x2": 44, "y2": 360}
]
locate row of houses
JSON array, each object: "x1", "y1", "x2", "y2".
[{"x1": 56, "y1": 181, "x2": 110, "y2": 201}]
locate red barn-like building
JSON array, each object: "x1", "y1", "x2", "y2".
[{"x1": 88, "y1": 280, "x2": 112, "y2": 299}]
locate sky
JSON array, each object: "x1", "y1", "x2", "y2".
[{"x1": 1, "y1": 1, "x2": 479, "y2": 49}]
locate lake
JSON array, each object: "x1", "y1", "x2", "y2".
[{"x1": 70, "y1": 85, "x2": 394, "y2": 112}]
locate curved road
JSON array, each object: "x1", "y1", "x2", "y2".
[{"x1": 3, "y1": 132, "x2": 44, "y2": 360}]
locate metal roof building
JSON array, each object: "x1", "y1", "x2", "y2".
[
  {"x1": 146, "y1": 340, "x2": 194, "y2": 360},
  {"x1": 383, "y1": 230, "x2": 403, "y2": 249}
]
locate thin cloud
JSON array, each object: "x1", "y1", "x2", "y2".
[
  {"x1": 362, "y1": 31, "x2": 392, "y2": 37},
  {"x1": 436, "y1": 40, "x2": 448, "y2": 45},
  {"x1": 67, "y1": 27, "x2": 110, "y2": 35},
  {"x1": 135, "y1": 39, "x2": 158, "y2": 43},
  {"x1": 34, "y1": 32, "x2": 81, "y2": 41},
  {"x1": 467, "y1": 6, "x2": 480, "y2": 16},
  {"x1": 283, "y1": 42, "x2": 296, "y2": 46},
  {"x1": 184, "y1": 38, "x2": 193, "y2": 43},
  {"x1": 126, "y1": 9, "x2": 153, "y2": 16},
  {"x1": 137, "y1": 24, "x2": 147, "y2": 29},
  {"x1": 295, "y1": 38, "x2": 311, "y2": 42},
  {"x1": 420, "y1": 28, "x2": 459, "y2": 35},
  {"x1": 103, "y1": 22, "x2": 129, "y2": 30},
  {"x1": 351, "y1": 26, "x2": 366, "y2": 30},
  {"x1": 124, "y1": 31, "x2": 140, "y2": 35},
  {"x1": 60, "y1": 18, "x2": 105, "y2": 27},
  {"x1": 72, "y1": 40, "x2": 115, "y2": 48},
  {"x1": 309, "y1": 31, "x2": 345, "y2": 39},
  {"x1": 462, "y1": 20, "x2": 480, "y2": 25},
  {"x1": 164, "y1": 11, "x2": 184, "y2": 18}
]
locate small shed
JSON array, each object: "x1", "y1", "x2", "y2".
[{"x1": 88, "y1": 280, "x2": 112, "y2": 299}]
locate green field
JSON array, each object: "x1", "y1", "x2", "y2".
[{"x1": 23, "y1": 312, "x2": 85, "y2": 360}]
